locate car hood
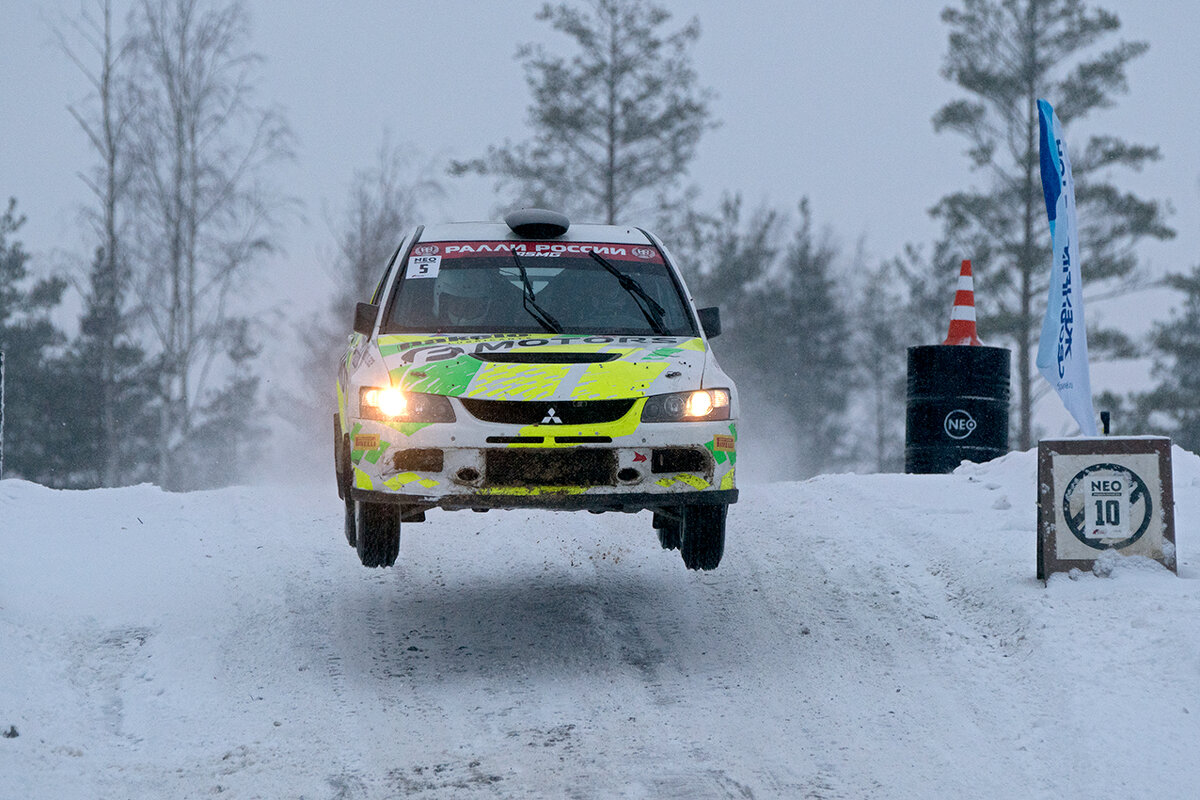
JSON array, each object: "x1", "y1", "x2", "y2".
[{"x1": 376, "y1": 334, "x2": 708, "y2": 401}]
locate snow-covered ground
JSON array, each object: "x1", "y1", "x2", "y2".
[{"x1": 3, "y1": 448, "x2": 1200, "y2": 799}]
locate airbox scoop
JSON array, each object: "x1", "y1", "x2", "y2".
[{"x1": 505, "y1": 208, "x2": 570, "y2": 238}]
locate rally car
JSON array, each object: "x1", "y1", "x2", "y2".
[{"x1": 334, "y1": 209, "x2": 738, "y2": 570}]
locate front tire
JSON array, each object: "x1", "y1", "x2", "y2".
[
  {"x1": 679, "y1": 503, "x2": 726, "y2": 571},
  {"x1": 355, "y1": 501, "x2": 401, "y2": 568}
]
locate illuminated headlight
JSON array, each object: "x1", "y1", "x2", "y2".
[
  {"x1": 641, "y1": 389, "x2": 731, "y2": 422},
  {"x1": 359, "y1": 387, "x2": 455, "y2": 422}
]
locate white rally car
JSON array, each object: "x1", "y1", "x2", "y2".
[{"x1": 335, "y1": 209, "x2": 738, "y2": 570}]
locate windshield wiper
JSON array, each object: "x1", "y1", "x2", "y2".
[
  {"x1": 511, "y1": 252, "x2": 563, "y2": 333},
  {"x1": 588, "y1": 250, "x2": 669, "y2": 334}
]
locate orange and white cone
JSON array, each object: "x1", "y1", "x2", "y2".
[{"x1": 943, "y1": 259, "x2": 983, "y2": 346}]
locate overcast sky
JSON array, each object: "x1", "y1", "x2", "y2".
[{"x1": 2, "y1": 1, "x2": 1198, "y2": 390}]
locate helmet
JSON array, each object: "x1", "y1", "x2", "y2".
[{"x1": 433, "y1": 268, "x2": 494, "y2": 325}]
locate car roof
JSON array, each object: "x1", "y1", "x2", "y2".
[{"x1": 416, "y1": 221, "x2": 654, "y2": 245}]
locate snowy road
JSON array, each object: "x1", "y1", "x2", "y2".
[{"x1": 4, "y1": 450, "x2": 1200, "y2": 798}]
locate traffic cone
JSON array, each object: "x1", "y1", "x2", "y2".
[{"x1": 943, "y1": 259, "x2": 983, "y2": 346}]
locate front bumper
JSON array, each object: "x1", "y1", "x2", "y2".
[
  {"x1": 345, "y1": 410, "x2": 738, "y2": 513},
  {"x1": 350, "y1": 486, "x2": 738, "y2": 513}
]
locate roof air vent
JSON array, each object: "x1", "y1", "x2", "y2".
[{"x1": 504, "y1": 208, "x2": 570, "y2": 239}]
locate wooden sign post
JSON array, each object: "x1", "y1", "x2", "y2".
[{"x1": 1037, "y1": 437, "x2": 1176, "y2": 580}]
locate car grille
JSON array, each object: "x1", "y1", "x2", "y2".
[
  {"x1": 485, "y1": 449, "x2": 616, "y2": 487},
  {"x1": 460, "y1": 398, "x2": 636, "y2": 425}
]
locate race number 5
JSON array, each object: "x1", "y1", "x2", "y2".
[{"x1": 406, "y1": 255, "x2": 441, "y2": 279}]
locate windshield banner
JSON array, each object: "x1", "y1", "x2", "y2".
[
  {"x1": 411, "y1": 241, "x2": 664, "y2": 262},
  {"x1": 1035, "y1": 99, "x2": 1097, "y2": 436}
]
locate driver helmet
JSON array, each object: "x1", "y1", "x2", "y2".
[{"x1": 433, "y1": 268, "x2": 495, "y2": 325}]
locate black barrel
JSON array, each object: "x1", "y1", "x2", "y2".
[{"x1": 905, "y1": 345, "x2": 1010, "y2": 474}]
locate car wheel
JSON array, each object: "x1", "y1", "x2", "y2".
[
  {"x1": 355, "y1": 501, "x2": 401, "y2": 568},
  {"x1": 343, "y1": 496, "x2": 357, "y2": 548},
  {"x1": 653, "y1": 511, "x2": 682, "y2": 551},
  {"x1": 679, "y1": 503, "x2": 726, "y2": 571}
]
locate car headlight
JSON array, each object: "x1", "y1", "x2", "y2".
[
  {"x1": 641, "y1": 389, "x2": 731, "y2": 422},
  {"x1": 359, "y1": 387, "x2": 455, "y2": 422}
]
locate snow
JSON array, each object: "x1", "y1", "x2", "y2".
[{"x1": 4, "y1": 449, "x2": 1200, "y2": 798}]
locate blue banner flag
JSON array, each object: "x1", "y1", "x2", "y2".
[{"x1": 1035, "y1": 99, "x2": 1097, "y2": 436}]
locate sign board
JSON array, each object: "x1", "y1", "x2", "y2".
[{"x1": 1037, "y1": 437, "x2": 1176, "y2": 580}]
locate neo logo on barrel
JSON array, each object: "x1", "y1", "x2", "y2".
[{"x1": 943, "y1": 409, "x2": 977, "y2": 440}]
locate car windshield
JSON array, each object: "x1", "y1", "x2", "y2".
[{"x1": 384, "y1": 241, "x2": 698, "y2": 336}]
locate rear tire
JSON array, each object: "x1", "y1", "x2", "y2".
[
  {"x1": 336, "y1": 421, "x2": 356, "y2": 548},
  {"x1": 653, "y1": 511, "x2": 682, "y2": 551},
  {"x1": 679, "y1": 503, "x2": 726, "y2": 571},
  {"x1": 355, "y1": 501, "x2": 401, "y2": 568},
  {"x1": 343, "y1": 497, "x2": 357, "y2": 548}
]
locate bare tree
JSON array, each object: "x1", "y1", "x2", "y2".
[
  {"x1": 125, "y1": 0, "x2": 292, "y2": 487},
  {"x1": 854, "y1": 256, "x2": 918, "y2": 473},
  {"x1": 332, "y1": 136, "x2": 442, "y2": 324},
  {"x1": 57, "y1": 0, "x2": 138, "y2": 487},
  {"x1": 294, "y1": 137, "x2": 441, "y2": 433}
]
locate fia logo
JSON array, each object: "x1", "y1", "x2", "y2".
[{"x1": 541, "y1": 407, "x2": 564, "y2": 424}]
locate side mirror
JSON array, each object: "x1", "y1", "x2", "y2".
[
  {"x1": 697, "y1": 306, "x2": 721, "y2": 338},
  {"x1": 353, "y1": 302, "x2": 378, "y2": 335}
]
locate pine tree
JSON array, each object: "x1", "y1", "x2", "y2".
[
  {"x1": 49, "y1": 247, "x2": 158, "y2": 487},
  {"x1": 932, "y1": 0, "x2": 1173, "y2": 448},
  {"x1": 759, "y1": 201, "x2": 854, "y2": 477},
  {"x1": 1137, "y1": 266, "x2": 1200, "y2": 450},
  {"x1": 0, "y1": 199, "x2": 68, "y2": 483},
  {"x1": 854, "y1": 258, "x2": 915, "y2": 472},
  {"x1": 175, "y1": 318, "x2": 262, "y2": 489},
  {"x1": 668, "y1": 193, "x2": 782, "y2": 311},
  {"x1": 670, "y1": 196, "x2": 854, "y2": 478},
  {"x1": 451, "y1": 0, "x2": 714, "y2": 223}
]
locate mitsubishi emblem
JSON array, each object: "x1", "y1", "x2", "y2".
[{"x1": 542, "y1": 407, "x2": 564, "y2": 424}]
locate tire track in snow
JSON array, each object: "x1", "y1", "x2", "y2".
[
  {"x1": 761, "y1": 476, "x2": 1052, "y2": 798},
  {"x1": 67, "y1": 626, "x2": 154, "y2": 741},
  {"x1": 303, "y1": 507, "x2": 790, "y2": 797}
]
